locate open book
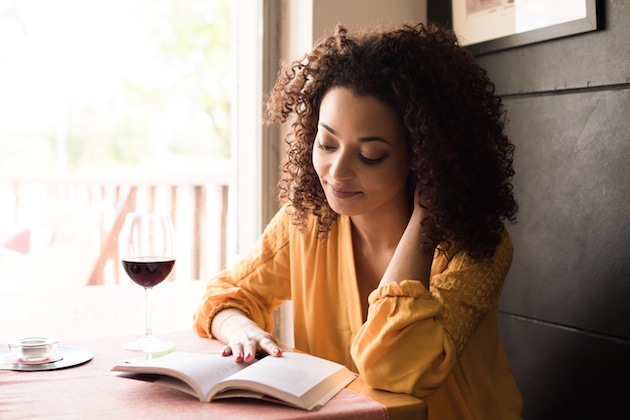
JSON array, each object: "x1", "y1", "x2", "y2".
[{"x1": 109, "y1": 350, "x2": 357, "y2": 411}]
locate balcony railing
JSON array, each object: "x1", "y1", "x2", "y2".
[{"x1": 0, "y1": 172, "x2": 231, "y2": 290}]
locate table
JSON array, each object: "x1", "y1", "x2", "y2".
[{"x1": 1, "y1": 331, "x2": 427, "y2": 420}]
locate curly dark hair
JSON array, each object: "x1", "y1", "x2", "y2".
[{"x1": 266, "y1": 22, "x2": 517, "y2": 258}]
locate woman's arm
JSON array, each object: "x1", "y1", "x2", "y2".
[
  {"x1": 193, "y1": 206, "x2": 293, "y2": 362},
  {"x1": 352, "y1": 230, "x2": 514, "y2": 398},
  {"x1": 379, "y1": 185, "x2": 435, "y2": 289}
]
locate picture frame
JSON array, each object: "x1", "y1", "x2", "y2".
[{"x1": 448, "y1": 0, "x2": 601, "y2": 55}]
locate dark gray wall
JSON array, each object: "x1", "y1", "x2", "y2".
[{"x1": 430, "y1": 1, "x2": 630, "y2": 419}]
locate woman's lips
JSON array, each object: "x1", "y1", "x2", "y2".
[{"x1": 328, "y1": 184, "x2": 360, "y2": 199}]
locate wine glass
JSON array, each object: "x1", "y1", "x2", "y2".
[{"x1": 120, "y1": 212, "x2": 176, "y2": 353}]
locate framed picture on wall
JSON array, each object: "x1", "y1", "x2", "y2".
[{"x1": 451, "y1": 0, "x2": 600, "y2": 55}]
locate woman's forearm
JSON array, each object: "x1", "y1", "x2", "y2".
[{"x1": 379, "y1": 209, "x2": 435, "y2": 289}]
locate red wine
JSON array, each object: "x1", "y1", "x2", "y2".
[{"x1": 122, "y1": 257, "x2": 175, "y2": 288}]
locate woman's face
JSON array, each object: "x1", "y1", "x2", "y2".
[{"x1": 312, "y1": 87, "x2": 412, "y2": 219}]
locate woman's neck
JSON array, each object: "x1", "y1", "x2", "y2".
[{"x1": 350, "y1": 203, "x2": 412, "y2": 253}]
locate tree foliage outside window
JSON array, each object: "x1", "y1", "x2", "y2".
[{"x1": 0, "y1": 0, "x2": 231, "y2": 176}]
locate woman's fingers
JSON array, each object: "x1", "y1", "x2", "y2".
[
  {"x1": 243, "y1": 340, "x2": 258, "y2": 362},
  {"x1": 218, "y1": 320, "x2": 284, "y2": 362},
  {"x1": 228, "y1": 342, "x2": 244, "y2": 361},
  {"x1": 221, "y1": 334, "x2": 283, "y2": 361},
  {"x1": 259, "y1": 335, "x2": 283, "y2": 357}
]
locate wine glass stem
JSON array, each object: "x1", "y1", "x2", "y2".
[{"x1": 144, "y1": 287, "x2": 153, "y2": 339}]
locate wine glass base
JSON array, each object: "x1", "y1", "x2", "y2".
[{"x1": 122, "y1": 336, "x2": 175, "y2": 353}]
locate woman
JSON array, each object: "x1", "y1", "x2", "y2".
[{"x1": 194, "y1": 22, "x2": 522, "y2": 419}]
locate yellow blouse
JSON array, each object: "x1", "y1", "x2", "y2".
[{"x1": 193, "y1": 206, "x2": 523, "y2": 419}]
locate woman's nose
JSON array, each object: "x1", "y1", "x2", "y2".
[{"x1": 329, "y1": 153, "x2": 354, "y2": 181}]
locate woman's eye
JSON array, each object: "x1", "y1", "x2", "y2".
[
  {"x1": 317, "y1": 141, "x2": 334, "y2": 151},
  {"x1": 316, "y1": 139, "x2": 387, "y2": 164},
  {"x1": 360, "y1": 155, "x2": 387, "y2": 164}
]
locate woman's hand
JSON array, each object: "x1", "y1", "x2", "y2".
[{"x1": 211, "y1": 308, "x2": 283, "y2": 362}]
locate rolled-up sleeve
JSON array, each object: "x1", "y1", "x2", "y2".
[
  {"x1": 350, "y1": 230, "x2": 513, "y2": 398},
  {"x1": 193, "y1": 208, "x2": 292, "y2": 338}
]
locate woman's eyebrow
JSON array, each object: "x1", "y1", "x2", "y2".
[
  {"x1": 319, "y1": 122, "x2": 391, "y2": 145},
  {"x1": 319, "y1": 123, "x2": 338, "y2": 136}
]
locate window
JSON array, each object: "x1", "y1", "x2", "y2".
[{"x1": 0, "y1": 0, "x2": 236, "y2": 339}]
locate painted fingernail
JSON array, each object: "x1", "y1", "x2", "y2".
[
  {"x1": 273, "y1": 348, "x2": 281, "y2": 356},
  {"x1": 235, "y1": 353, "x2": 243, "y2": 361},
  {"x1": 245, "y1": 353, "x2": 252, "y2": 361}
]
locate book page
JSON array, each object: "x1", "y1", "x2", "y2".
[
  {"x1": 218, "y1": 352, "x2": 345, "y2": 397},
  {"x1": 115, "y1": 351, "x2": 251, "y2": 400}
]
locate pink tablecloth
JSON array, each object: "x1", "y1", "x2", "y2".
[{"x1": 0, "y1": 331, "x2": 388, "y2": 420}]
